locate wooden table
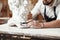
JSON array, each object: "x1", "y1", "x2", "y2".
[{"x1": 0, "y1": 25, "x2": 60, "y2": 40}]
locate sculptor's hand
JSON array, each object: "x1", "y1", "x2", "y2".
[{"x1": 27, "y1": 20, "x2": 43, "y2": 28}]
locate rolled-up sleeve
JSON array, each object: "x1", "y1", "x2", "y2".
[{"x1": 31, "y1": 0, "x2": 42, "y2": 18}]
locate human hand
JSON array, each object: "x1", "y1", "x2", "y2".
[{"x1": 27, "y1": 20, "x2": 43, "y2": 29}]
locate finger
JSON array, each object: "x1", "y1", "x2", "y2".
[
  {"x1": 27, "y1": 19, "x2": 33, "y2": 22},
  {"x1": 27, "y1": 22, "x2": 32, "y2": 27}
]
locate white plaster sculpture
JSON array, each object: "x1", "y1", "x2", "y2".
[{"x1": 6, "y1": 0, "x2": 30, "y2": 28}]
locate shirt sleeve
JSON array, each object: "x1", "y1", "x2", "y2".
[
  {"x1": 56, "y1": 5, "x2": 60, "y2": 20},
  {"x1": 31, "y1": 0, "x2": 42, "y2": 19}
]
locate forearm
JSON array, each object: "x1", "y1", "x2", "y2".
[{"x1": 43, "y1": 20, "x2": 60, "y2": 28}]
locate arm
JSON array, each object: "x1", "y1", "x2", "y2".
[
  {"x1": 27, "y1": 20, "x2": 60, "y2": 28},
  {"x1": 27, "y1": 11, "x2": 60, "y2": 28},
  {"x1": 43, "y1": 20, "x2": 60, "y2": 28}
]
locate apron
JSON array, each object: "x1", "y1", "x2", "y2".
[{"x1": 44, "y1": 6, "x2": 57, "y2": 22}]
